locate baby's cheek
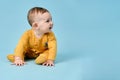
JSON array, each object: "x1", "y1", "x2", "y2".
[
  {"x1": 44, "y1": 26, "x2": 48, "y2": 29},
  {"x1": 41, "y1": 26, "x2": 47, "y2": 31}
]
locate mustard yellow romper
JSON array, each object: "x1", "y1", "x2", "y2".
[{"x1": 7, "y1": 29, "x2": 57, "y2": 64}]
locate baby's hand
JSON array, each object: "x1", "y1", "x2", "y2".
[
  {"x1": 42, "y1": 59, "x2": 54, "y2": 67},
  {"x1": 12, "y1": 57, "x2": 26, "y2": 66}
]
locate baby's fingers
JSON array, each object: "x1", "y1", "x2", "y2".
[
  {"x1": 17, "y1": 61, "x2": 26, "y2": 66},
  {"x1": 50, "y1": 63, "x2": 55, "y2": 66},
  {"x1": 11, "y1": 62, "x2": 26, "y2": 66},
  {"x1": 46, "y1": 63, "x2": 50, "y2": 67},
  {"x1": 42, "y1": 62, "x2": 54, "y2": 67},
  {"x1": 48, "y1": 63, "x2": 54, "y2": 67},
  {"x1": 42, "y1": 62, "x2": 47, "y2": 66}
]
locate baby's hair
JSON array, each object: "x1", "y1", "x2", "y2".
[{"x1": 27, "y1": 7, "x2": 49, "y2": 26}]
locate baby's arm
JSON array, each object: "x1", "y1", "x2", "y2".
[
  {"x1": 42, "y1": 32, "x2": 57, "y2": 66},
  {"x1": 13, "y1": 31, "x2": 29, "y2": 66}
]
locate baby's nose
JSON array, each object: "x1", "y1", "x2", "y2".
[{"x1": 50, "y1": 21, "x2": 53, "y2": 26}]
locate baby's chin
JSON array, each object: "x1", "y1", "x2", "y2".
[{"x1": 48, "y1": 29, "x2": 52, "y2": 32}]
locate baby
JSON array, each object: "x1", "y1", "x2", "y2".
[{"x1": 7, "y1": 7, "x2": 57, "y2": 66}]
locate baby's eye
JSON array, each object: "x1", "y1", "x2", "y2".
[
  {"x1": 46, "y1": 20, "x2": 50, "y2": 23},
  {"x1": 46, "y1": 18, "x2": 52, "y2": 23}
]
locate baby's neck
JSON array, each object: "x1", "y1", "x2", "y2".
[{"x1": 34, "y1": 30, "x2": 44, "y2": 39}]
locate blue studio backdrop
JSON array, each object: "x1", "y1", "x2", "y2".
[{"x1": 0, "y1": 0, "x2": 120, "y2": 80}]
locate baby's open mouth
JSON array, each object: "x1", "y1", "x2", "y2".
[{"x1": 49, "y1": 27, "x2": 52, "y2": 29}]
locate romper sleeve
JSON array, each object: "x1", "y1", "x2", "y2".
[
  {"x1": 14, "y1": 30, "x2": 29, "y2": 60},
  {"x1": 47, "y1": 32, "x2": 57, "y2": 60}
]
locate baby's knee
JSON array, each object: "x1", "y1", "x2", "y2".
[{"x1": 35, "y1": 57, "x2": 47, "y2": 64}]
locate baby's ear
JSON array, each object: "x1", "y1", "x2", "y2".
[{"x1": 32, "y1": 22, "x2": 38, "y2": 30}]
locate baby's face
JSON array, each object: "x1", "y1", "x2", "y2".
[{"x1": 33, "y1": 12, "x2": 53, "y2": 33}]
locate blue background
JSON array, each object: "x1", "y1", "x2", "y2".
[{"x1": 0, "y1": 0, "x2": 120, "y2": 80}]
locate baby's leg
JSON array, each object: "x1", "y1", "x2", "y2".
[
  {"x1": 35, "y1": 50, "x2": 49, "y2": 64},
  {"x1": 7, "y1": 54, "x2": 15, "y2": 62}
]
